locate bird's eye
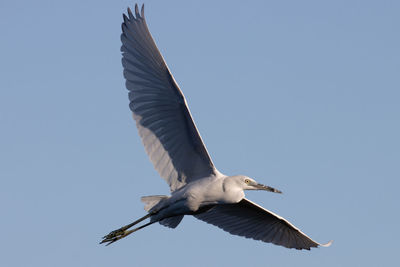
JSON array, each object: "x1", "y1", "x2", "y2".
[{"x1": 245, "y1": 179, "x2": 250, "y2": 184}]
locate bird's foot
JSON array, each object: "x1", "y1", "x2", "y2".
[
  {"x1": 100, "y1": 227, "x2": 133, "y2": 246},
  {"x1": 100, "y1": 214, "x2": 152, "y2": 246}
]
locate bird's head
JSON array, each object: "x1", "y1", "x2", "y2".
[{"x1": 235, "y1": 175, "x2": 282, "y2": 193}]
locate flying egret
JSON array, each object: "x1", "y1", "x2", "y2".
[{"x1": 101, "y1": 4, "x2": 332, "y2": 250}]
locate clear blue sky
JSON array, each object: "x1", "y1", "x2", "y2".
[{"x1": 1, "y1": 1, "x2": 399, "y2": 266}]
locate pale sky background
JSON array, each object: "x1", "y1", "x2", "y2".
[{"x1": 1, "y1": 1, "x2": 399, "y2": 266}]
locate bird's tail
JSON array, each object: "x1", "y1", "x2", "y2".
[
  {"x1": 141, "y1": 195, "x2": 184, "y2": 229},
  {"x1": 141, "y1": 195, "x2": 169, "y2": 212}
]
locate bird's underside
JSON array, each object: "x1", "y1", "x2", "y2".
[{"x1": 101, "y1": 4, "x2": 332, "y2": 250}]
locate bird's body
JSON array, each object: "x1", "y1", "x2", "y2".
[
  {"x1": 148, "y1": 174, "x2": 258, "y2": 220},
  {"x1": 171, "y1": 175, "x2": 242, "y2": 209},
  {"x1": 145, "y1": 175, "x2": 225, "y2": 223},
  {"x1": 100, "y1": 4, "x2": 332, "y2": 250}
]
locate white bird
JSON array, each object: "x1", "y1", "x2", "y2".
[{"x1": 101, "y1": 4, "x2": 332, "y2": 250}]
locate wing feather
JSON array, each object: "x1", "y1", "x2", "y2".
[
  {"x1": 121, "y1": 4, "x2": 217, "y2": 191},
  {"x1": 195, "y1": 198, "x2": 331, "y2": 250}
]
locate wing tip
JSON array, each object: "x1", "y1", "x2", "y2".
[
  {"x1": 319, "y1": 239, "x2": 333, "y2": 247},
  {"x1": 125, "y1": 3, "x2": 145, "y2": 21},
  {"x1": 294, "y1": 239, "x2": 332, "y2": 250}
]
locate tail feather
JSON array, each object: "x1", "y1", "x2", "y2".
[{"x1": 141, "y1": 195, "x2": 168, "y2": 212}]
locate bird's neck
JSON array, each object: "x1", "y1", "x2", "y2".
[{"x1": 222, "y1": 177, "x2": 245, "y2": 203}]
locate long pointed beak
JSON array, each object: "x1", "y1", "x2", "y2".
[{"x1": 255, "y1": 183, "x2": 282, "y2": 194}]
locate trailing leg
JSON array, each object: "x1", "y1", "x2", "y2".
[
  {"x1": 100, "y1": 220, "x2": 155, "y2": 246},
  {"x1": 100, "y1": 213, "x2": 151, "y2": 245}
]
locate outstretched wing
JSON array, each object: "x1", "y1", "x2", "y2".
[
  {"x1": 121, "y1": 4, "x2": 217, "y2": 191},
  {"x1": 195, "y1": 198, "x2": 332, "y2": 250}
]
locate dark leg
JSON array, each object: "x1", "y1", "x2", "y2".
[
  {"x1": 100, "y1": 213, "x2": 151, "y2": 245},
  {"x1": 101, "y1": 221, "x2": 155, "y2": 246}
]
